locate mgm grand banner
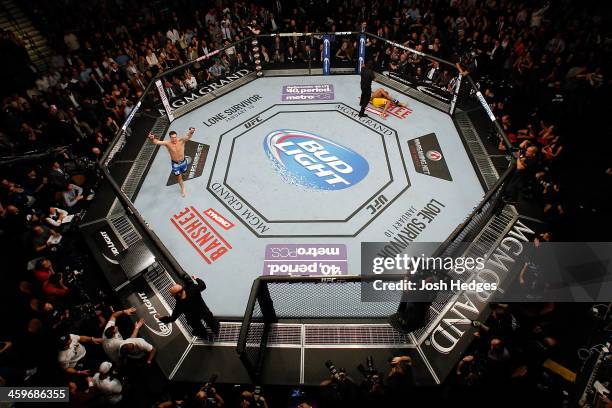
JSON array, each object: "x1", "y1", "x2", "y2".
[
  {"x1": 418, "y1": 219, "x2": 612, "y2": 381},
  {"x1": 161, "y1": 68, "x2": 252, "y2": 114},
  {"x1": 387, "y1": 72, "x2": 452, "y2": 105},
  {"x1": 419, "y1": 218, "x2": 536, "y2": 381}
]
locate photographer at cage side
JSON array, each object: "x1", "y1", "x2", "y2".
[
  {"x1": 191, "y1": 381, "x2": 225, "y2": 408},
  {"x1": 384, "y1": 356, "x2": 415, "y2": 403},
  {"x1": 319, "y1": 360, "x2": 359, "y2": 407},
  {"x1": 157, "y1": 375, "x2": 225, "y2": 408},
  {"x1": 356, "y1": 356, "x2": 386, "y2": 405},
  {"x1": 238, "y1": 386, "x2": 268, "y2": 408}
]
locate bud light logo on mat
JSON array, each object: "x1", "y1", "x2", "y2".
[{"x1": 263, "y1": 130, "x2": 369, "y2": 190}]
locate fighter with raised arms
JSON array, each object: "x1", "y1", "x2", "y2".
[{"x1": 149, "y1": 127, "x2": 195, "y2": 197}]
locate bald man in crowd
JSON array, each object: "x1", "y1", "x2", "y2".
[{"x1": 159, "y1": 276, "x2": 220, "y2": 339}]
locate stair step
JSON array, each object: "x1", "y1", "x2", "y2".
[
  {"x1": 13, "y1": 16, "x2": 29, "y2": 24},
  {"x1": 18, "y1": 22, "x2": 34, "y2": 30}
]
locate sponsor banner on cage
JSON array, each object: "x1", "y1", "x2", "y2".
[
  {"x1": 94, "y1": 226, "x2": 123, "y2": 265},
  {"x1": 357, "y1": 34, "x2": 366, "y2": 73},
  {"x1": 323, "y1": 35, "x2": 331, "y2": 75},
  {"x1": 161, "y1": 69, "x2": 253, "y2": 113},
  {"x1": 387, "y1": 72, "x2": 451, "y2": 104},
  {"x1": 118, "y1": 282, "x2": 181, "y2": 349},
  {"x1": 156, "y1": 79, "x2": 175, "y2": 121},
  {"x1": 166, "y1": 141, "x2": 209, "y2": 185},
  {"x1": 171, "y1": 206, "x2": 232, "y2": 264},
  {"x1": 281, "y1": 84, "x2": 335, "y2": 101},
  {"x1": 408, "y1": 133, "x2": 452, "y2": 181},
  {"x1": 263, "y1": 244, "x2": 348, "y2": 276}
]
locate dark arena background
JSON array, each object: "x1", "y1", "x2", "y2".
[{"x1": 0, "y1": 1, "x2": 611, "y2": 407}]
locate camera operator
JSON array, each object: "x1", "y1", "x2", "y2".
[
  {"x1": 456, "y1": 355, "x2": 485, "y2": 388},
  {"x1": 319, "y1": 360, "x2": 358, "y2": 407},
  {"x1": 384, "y1": 356, "x2": 414, "y2": 404},
  {"x1": 42, "y1": 301, "x2": 71, "y2": 332},
  {"x1": 238, "y1": 386, "x2": 267, "y2": 408},
  {"x1": 190, "y1": 382, "x2": 225, "y2": 408},
  {"x1": 357, "y1": 356, "x2": 385, "y2": 405}
]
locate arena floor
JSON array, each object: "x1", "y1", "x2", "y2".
[{"x1": 132, "y1": 74, "x2": 485, "y2": 318}]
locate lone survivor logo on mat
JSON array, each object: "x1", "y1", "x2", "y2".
[
  {"x1": 166, "y1": 141, "x2": 209, "y2": 186},
  {"x1": 408, "y1": 133, "x2": 452, "y2": 181}
]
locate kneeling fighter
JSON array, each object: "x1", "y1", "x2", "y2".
[{"x1": 370, "y1": 88, "x2": 408, "y2": 119}]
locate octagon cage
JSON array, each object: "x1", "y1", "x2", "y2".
[{"x1": 99, "y1": 31, "x2": 515, "y2": 383}]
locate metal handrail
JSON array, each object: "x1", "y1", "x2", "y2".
[{"x1": 0, "y1": 1, "x2": 46, "y2": 66}]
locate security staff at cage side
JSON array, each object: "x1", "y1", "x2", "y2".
[
  {"x1": 359, "y1": 60, "x2": 375, "y2": 117},
  {"x1": 159, "y1": 276, "x2": 220, "y2": 339}
]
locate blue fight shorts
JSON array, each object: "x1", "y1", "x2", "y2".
[{"x1": 171, "y1": 158, "x2": 188, "y2": 175}]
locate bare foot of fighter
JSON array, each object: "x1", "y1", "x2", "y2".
[{"x1": 148, "y1": 127, "x2": 196, "y2": 197}]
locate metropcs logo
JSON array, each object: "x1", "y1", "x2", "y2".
[
  {"x1": 137, "y1": 292, "x2": 172, "y2": 337},
  {"x1": 263, "y1": 130, "x2": 369, "y2": 190}
]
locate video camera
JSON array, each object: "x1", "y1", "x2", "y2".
[
  {"x1": 325, "y1": 360, "x2": 346, "y2": 382},
  {"x1": 235, "y1": 384, "x2": 265, "y2": 407},
  {"x1": 357, "y1": 356, "x2": 381, "y2": 387},
  {"x1": 201, "y1": 374, "x2": 218, "y2": 406}
]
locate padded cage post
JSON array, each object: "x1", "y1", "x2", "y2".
[{"x1": 237, "y1": 278, "x2": 277, "y2": 382}]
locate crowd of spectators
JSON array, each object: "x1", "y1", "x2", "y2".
[{"x1": 0, "y1": 0, "x2": 609, "y2": 406}]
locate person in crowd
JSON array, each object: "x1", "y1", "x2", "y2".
[
  {"x1": 42, "y1": 272, "x2": 70, "y2": 301},
  {"x1": 30, "y1": 224, "x2": 61, "y2": 254},
  {"x1": 118, "y1": 334, "x2": 156, "y2": 365},
  {"x1": 45, "y1": 206, "x2": 69, "y2": 227},
  {"x1": 32, "y1": 258, "x2": 55, "y2": 283},
  {"x1": 92, "y1": 361, "x2": 123, "y2": 405},
  {"x1": 102, "y1": 307, "x2": 137, "y2": 362},
  {"x1": 208, "y1": 58, "x2": 226, "y2": 78},
  {"x1": 57, "y1": 333, "x2": 103, "y2": 376},
  {"x1": 62, "y1": 183, "x2": 85, "y2": 209}
]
